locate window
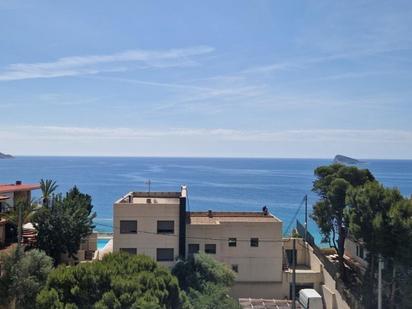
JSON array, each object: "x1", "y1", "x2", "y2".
[
  {"x1": 120, "y1": 248, "x2": 137, "y2": 255},
  {"x1": 228, "y1": 238, "x2": 237, "y2": 247},
  {"x1": 286, "y1": 249, "x2": 297, "y2": 265},
  {"x1": 188, "y1": 244, "x2": 200, "y2": 255},
  {"x1": 156, "y1": 248, "x2": 174, "y2": 261},
  {"x1": 231, "y1": 265, "x2": 238, "y2": 273},
  {"x1": 157, "y1": 220, "x2": 174, "y2": 234},
  {"x1": 120, "y1": 220, "x2": 137, "y2": 234},
  {"x1": 359, "y1": 246, "x2": 364, "y2": 259},
  {"x1": 205, "y1": 244, "x2": 216, "y2": 254},
  {"x1": 250, "y1": 238, "x2": 259, "y2": 247}
]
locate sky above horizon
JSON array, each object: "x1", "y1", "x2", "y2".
[{"x1": 1, "y1": 0, "x2": 412, "y2": 159}]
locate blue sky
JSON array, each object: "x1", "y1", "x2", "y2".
[{"x1": 1, "y1": 0, "x2": 412, "y2": 158}]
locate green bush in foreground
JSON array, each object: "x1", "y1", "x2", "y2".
[
  {"x1": 36, "y1": 253, "x2": 190, "y2": 309},
  {"x1": 173, "y1": 253, "x2": 239, "y2": 309},
  {"x1": 0, "y1": 247, "x2": 53, "y2": 309}
]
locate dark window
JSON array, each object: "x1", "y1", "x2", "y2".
[
  {"x1": 205, "y1": 244, "x2": 216, "y2": 254},
  {"x1": 250, "y1": 238, "x2": 259, "y2": 247},
  {"x1": 120, "y1": 248, "x2": 137, "y2": 255},
  {"x1": 156, "y1": 248, "x2": 174, "y2": 261},
  {"x1": 231, "y1": 265, "x2": 238, "y2": 273},
  {"x1": 120, "y1": 220, "x2": 137, "y2": 234},
  {"x1": 286, "y1": 249, "x2": 297, "y2": 266},
  {"x1": 359, "y1": 246, "x2": 364, "y2": 259},
  {"x1": 228, "y1": 238, "x2": 237, "y2": 247},
  {"x1": 188, "y1": 244, "x2": 200, "y2": 255},
  {"x1": 157, "y1": 220, "x2": 174, "y2": 234}
]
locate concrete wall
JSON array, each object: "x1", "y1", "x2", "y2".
[
  {"x1": 187, "y1": 220, "x2": 283, "y2": 283},
  {"x1": 345, "y1": 238, "x2": 368, "y2": 268},
  {"x1": 305, "y1": 245, "x2": 351, "y2": 309},
  {"x1": 61, "y1": 233, "x2": 99, "y2": 264},
  {"x1": 113, "y1": 200, "x2": 180, "y2": 267},
  {"x1": 80, "y1": 232, "x2": 97, "y2": 251}
]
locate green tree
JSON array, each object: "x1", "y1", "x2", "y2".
[
  {"x1": 0, "y1": 247, "x2": 53, "y2": 309},
  {"x1": 172, "y1": 253, "x2": 238, "y2": 309},
  {"x1": 386, "y1": 198, "x2": 412, "y2": 308},
  {"x1": 36, "y1": 253, "x2": 190, "y2": 309},
  {"x1": 346, "y1": 182, "x2": 412, "y2": 308},
  {"x1": 0, "y1": 200, "x2": 40, "y2": 244},
  {"x1": 346, "y1": 182, "x2": 402, "y2": 307},
  {"x1": 311, "y1": 164, "x2": 375, "y2": 275},
  {"x1": 33, "y1": 186, "x2": 96, "y2": 265},
  {"x1": 40, "y1": 179, "x2": 58, "y2": 207}
]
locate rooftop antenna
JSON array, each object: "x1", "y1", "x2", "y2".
[{"x1": 145, "y1": 180, "x2": 152, "y2": 193}]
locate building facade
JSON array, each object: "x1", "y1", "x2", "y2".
[
  {"x1": 113, "y1": 186, "x2": 322, "y2": 299},
  {"x1": 0, "y1": 181, "x2": 40, "y2": 246}
]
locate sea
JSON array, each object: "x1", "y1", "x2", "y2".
[{"x1": 1, "y1": 157, "x2": 411, "y2": 245}]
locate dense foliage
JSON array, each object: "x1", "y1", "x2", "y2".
[
  {"x1": 173, "y1": 253, "x2": 239, "y2": 309},
  {"x1": 346, "y1": 181, "x2": 412, "y2": 308},
  {"x1": 311, "y1": 163, "x2": 374, "y2": 274},
  {"x1": 311, "y1": 163, "x2": 412, "y2": 308},
  {"x1": 33, "y1": 186, "x2": 96, "y2": 265},
  {"x1": 36, "y1": 253, "x2": 190, "y2": 309},
  {"x1": 0, "y1": 247, "x2": 53, "y2": 309}
]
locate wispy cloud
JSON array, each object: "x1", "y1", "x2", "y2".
[
  {"x1": 0, "y1": 46, "x2": 214, "y2": 81},
  {"x1": 4, "y1": 125, "x2": 412, "y2": 144}
]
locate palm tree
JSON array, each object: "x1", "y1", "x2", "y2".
[
  {"x1": 0, "y1": 200, "x2": 40, "y2": 227},
  {"x1": 0, "y1": 200, "x2": 40, "y2": 243},
  {"x1": 40, "y1": 179, "x2": 58, "y2": 206}
]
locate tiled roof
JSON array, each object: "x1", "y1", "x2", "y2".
[{"x1": 0, "y1": 183, "x2": 40, "y2": 193}]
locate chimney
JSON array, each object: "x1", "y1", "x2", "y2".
[
  {"x1": 208, "y1": 210, "x2": 213, "y2": 218},
  {"x1": 15, "y1": 180, "x2": 22, "y2": 185}
]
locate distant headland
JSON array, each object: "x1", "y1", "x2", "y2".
[
  {"x1": 0, "y1": 152, "x2": 14, "y2": 159},
  {"x1": 333, "y1": 154, "x2": 360, "y2": 165}
]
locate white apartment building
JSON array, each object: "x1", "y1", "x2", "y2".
[{"x1": 113, "y1": 186, "x2": 323, "y2": 299}]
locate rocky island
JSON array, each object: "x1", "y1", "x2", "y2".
[
  {"x1": 0, "y1": 152, "x2": 14, "y2": 159},
  {"x1": 333, "y1": 154, "x2": 360, "y2": 165}
]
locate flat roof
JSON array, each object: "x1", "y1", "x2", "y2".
[
  {"x1": 188, "y1": 211, "x2": 281, "y2": 224},
  {"x1": 0, "y1": 183, "x2": 40, "y2": 194},
  {"x1": 132, "y1": 192, "x2": 181, "y2": 198}
]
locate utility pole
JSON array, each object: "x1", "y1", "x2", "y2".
[
  {"x1": 304, "y1": 195, "x2": 308, "y2": 244},
  {"x1": 292, "y1": 238, "x2": 296, "y2": 309},
  {"x1": 145, "y1": 180, "x2": 152, "y2": 193},
  {"x1": 378, "y1": 255, "x2": 383, "y2": 309},
  {"x1": 17, "y1": 202, "x2": 23, "y2": 247}
]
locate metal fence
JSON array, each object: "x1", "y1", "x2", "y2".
[{"x1": 296, "y1": 220, "x2": 315, "y2": 247}]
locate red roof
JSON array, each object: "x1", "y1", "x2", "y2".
[{"x1": 0, "y1": 183, "x2": 40, "y2": 193}]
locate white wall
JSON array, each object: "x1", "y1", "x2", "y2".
[{"x1": 113, "y1": 200, "x2": 180, "y2": 267}]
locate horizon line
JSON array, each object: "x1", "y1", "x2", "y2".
[{"x1": 6, "y1": 154, "x2": 412, "y2": 161}]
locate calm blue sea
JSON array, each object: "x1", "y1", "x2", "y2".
[{"x1": 1, "y1": 157, "x2": 411, "y2": 244}]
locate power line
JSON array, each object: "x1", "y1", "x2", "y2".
[
  {"x1": 284, "y1": 195, "x2": 307, "y2": 236},
  {"x1": 94, "y1": 222, "x2": 288, "y2": 243}
]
